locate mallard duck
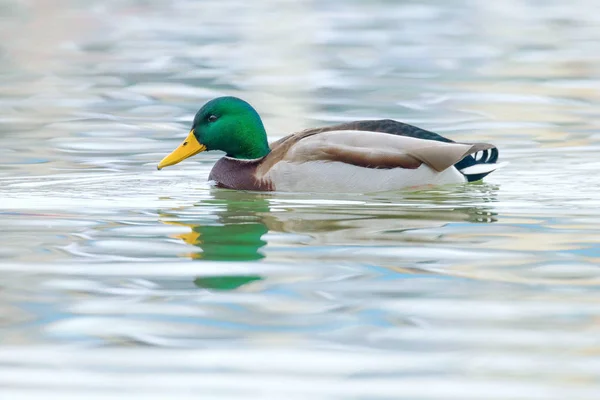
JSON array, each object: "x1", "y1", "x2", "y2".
[{"x1": 157, "y1": 96, "x2": 504, "y2": 192}]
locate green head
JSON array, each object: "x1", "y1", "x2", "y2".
[
  {"x1": 157, "y1": 96, "x2": 270, "y2": 170},
  {"x1": 193, "y1": 96, "x2": 270, "y2": 159}
]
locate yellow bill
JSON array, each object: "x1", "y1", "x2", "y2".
[{"x1": 157, "y1": 130, "x2": 206, "y2": 170}]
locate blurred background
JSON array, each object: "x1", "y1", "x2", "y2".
[{"x1": 2, "y1": 0, "x2": 600, "y2": 398}]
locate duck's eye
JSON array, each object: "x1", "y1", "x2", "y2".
[{"x1": 207, "y1": 115, "x2": 218, "y2": 123}]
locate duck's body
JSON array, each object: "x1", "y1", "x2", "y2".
[
  {"x1": 208, "y1": 126, "x2": 498, "y2": 193},
  {"x1": 158, "y1": 97, "x2": 504, "y2": 193}
]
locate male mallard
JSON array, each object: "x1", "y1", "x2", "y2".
[{"x1": 157, "y1": 96, "x2": 504, "y2": 192}]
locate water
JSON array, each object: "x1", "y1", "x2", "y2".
[{"x1": 2, "y1": 0, "x2": 600, "y2": 398}]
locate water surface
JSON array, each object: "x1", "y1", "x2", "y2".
[{"x1": 2, "y1": 0, "x2": 600, "y2": 398}]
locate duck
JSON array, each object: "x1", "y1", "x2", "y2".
[{"x1": 157, "y1": 96, "x2": 504, "y2": 193}]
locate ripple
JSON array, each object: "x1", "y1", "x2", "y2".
[
  {"x1": 2, "y1": 0, "x2": 600, "y2": 398},
  {"x1": 50, "y1": 137, "x2": 166, "y2": 153}
]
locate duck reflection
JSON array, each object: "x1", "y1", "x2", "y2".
[
  {"x1": 160, "y1": 190, "x2": 272, "y2": 290},
  {"x1": 160, "y1": 184, "x2": 499, "y2": 289}
]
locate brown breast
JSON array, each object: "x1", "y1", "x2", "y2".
[{"x1": 208, "y1": 157, "x2": 273, "y2": 191}]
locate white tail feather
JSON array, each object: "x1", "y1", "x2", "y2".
[{"x1": 459, "y1": 161, "x2": 509, "y2": 175}]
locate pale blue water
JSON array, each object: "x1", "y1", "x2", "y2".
[{"x1": 2, "y1": 0, "x2": 600, "y2": 399}]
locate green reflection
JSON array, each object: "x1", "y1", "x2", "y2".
[
  {"x1": 176, "y1": 221, "x2": 268, "y2": 262},
  {"x1": 160, "y1": 190, "x2": 272, "y2": 290},
  {"x1": 193, "y1": 275, "x2": 262, "y2": 290},
  {"x1": 160, "y1": 184, "x2": 499, "y2": 290}
]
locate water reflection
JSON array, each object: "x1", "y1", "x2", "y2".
[
  {"x1": 4, "y1": 0, "x2": 600, "y2": 397},
  {"x1": 160, "y1": 190, "x2": 270, "y2": 290},
  {"x1": 157, "y1": 184, "x2": 500, "y2": 292},
  {"x1": 265, "y1": 184, "x2": 500, "y2": 245}
]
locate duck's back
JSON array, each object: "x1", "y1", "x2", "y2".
[{"x1": 208, "y1": 120, "x2": 503, "y2": 193}]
